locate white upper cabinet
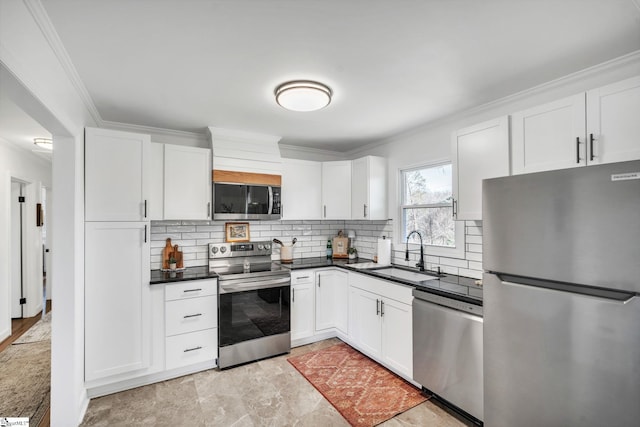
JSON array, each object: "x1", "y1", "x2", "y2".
[
  {"x1": 322, "y1": 161, "x2": 352, "y2": 219},
  {"x1": 452, "y1": 116, "x2": 510, "y2": 220},
  {"x1": 351, "y1": 156, "x2": 387, "y2": 220},
  {"x1": 149, "y1": 143, "x2": 164, "y2": 220},
  {"x1": 512, "y1": 76, "x2": 640, "y2": 174},
  {"x1": 85, "y1": 127, "x2": 150, "y2": 221},
  {"x1": 163, "y1": 145, "x2": 211, "y2": 220},
  {"x1": 512, "y1": 94, "x2": 587, "y2": 174},
  {"x1": 586, "y1": 76, "x2": 640, "y2": 165},
  {"x1": 282, "y1": 159, "x2": 322, "y2": 220}
]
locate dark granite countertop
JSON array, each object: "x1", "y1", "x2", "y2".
[
  {"x1": 277, "y1": 256, "x2": 483, "y2": 304},
  {"x1": 150, "y1": 266, "x2": 218, "y2": 284}
]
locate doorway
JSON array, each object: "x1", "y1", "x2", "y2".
[{"x1": 10, "y1": 180, "x2": 27, "y2": 319}]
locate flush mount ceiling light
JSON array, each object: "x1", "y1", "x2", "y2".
[
  {"x1": 275, "y1": 80, "x2": 332, "y2": 112},
  {"x1": 33, "y1": 138, "x2": 53, "y2": 150}
]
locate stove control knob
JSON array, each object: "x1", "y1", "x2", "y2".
[
  {"x1": 211, "y1": 246, "x2": 219, "y2": 254},
  {"x1": 220, "y1": 246, "x2": 227, "y2": 253},
  {"x1": 264, "y1": 244, "x2": 271, "y2": 251},
  {"x1": 258, "y1": 244, "x2": 264, "y2": 250}
]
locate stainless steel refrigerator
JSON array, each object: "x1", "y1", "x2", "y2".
[{"x1": 482, "y1": 160, "x2": 640, "y2": 427}]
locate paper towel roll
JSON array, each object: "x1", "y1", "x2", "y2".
[{"x1": 377, "y1": 237, "x2": 391, "y2": 266}]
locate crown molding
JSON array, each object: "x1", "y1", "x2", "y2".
[
  {"x1": 278, "y1": 143, "x2": 346, "y2": 160},
  {"x1": 23, "y1": 0, "x2": 103, "y2": 126},
  {"x1": 102, "y1": 120, "x2": 207, "y2": 140}
]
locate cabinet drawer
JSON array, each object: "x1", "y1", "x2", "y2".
[
  {"x1": 165, "y1": 279, "x2": 217, "y2": 301},
  {"x1": 291, "y1": 271, "x2": 314, "y2": 285},
  {"x1": 165, "y1": 328, "x2": 217, "y2": 370},
  {"x1": 166, "y1": 295, "x2": 217, "y2": 336}
]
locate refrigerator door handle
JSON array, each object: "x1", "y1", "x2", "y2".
[{"x1": 496, "y1": 273, "x2": 636, "y2": 305}]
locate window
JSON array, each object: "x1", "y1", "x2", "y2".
[{"x1": 401, "y1": 163, "x2": 462, "y2": 254}]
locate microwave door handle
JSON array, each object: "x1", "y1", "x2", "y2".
[{"x1": 268, "y1": 186, "x2": 273, "y2": 215}]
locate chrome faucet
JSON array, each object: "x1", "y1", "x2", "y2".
[{"x1": 405, "y1": 230, "x2": 425, "y2": 271}]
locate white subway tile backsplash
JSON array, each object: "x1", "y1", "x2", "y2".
[
  {"x1": 439, "y1": 257, "x2": 469, "y2": 268},
  {"x1": 465, "y1": 252, "x2": 483, "y2": 262},
  {"x1": 458, "y1": 268, "x2": 483, "y2": 280},
  {"x1": 467, "y1": 243, "x2": 483, "y2": 253},
  {"x1": 466, "y1": 226, "x2": 483, "y2": 236},
  {"x1": 468, "y1": 261, "x2": 483, "y2": 271},
  {"x1": 166, "y1": 226, "x2": 196, "y2": 233},
  {"x1": 466, "y1": 235, "x2": 483, "y2": 244}
]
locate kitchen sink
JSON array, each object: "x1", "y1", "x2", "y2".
[
  {"x1": 347, "y1": 261, "x2": 389, "y2": 269},
  {"x1": 372, "y1": 267, "x2": 439, "y2": 282}
]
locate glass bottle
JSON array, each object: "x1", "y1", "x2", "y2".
[{"x1": 326, "y1": 239, "x2": 333, "y2": 259}]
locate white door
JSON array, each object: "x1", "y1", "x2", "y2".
[
  {"x1": 291, "y1": 283, "x2": 314, "y2": 341},
  {"x1": 10, "y1": 182, "x2": 24, "y2": 318},
  {"x1": 85, "y1": 221, "x2": 151, "y2": 381},
  {"x1": 322, "y1": 161, "x2": 351, "y2": 219},
  {"x1": 380, "y1": 298, "x2": 413, "y2": 378},
  {"x1": 282, "y1": 159, "x2": 322, "y2": 220},
  {"x1": 511, "y1": 94, "x2": 586, "y2": 174},
  {"x1": 350, "y1": 287, "x2": 382, "y2": 359},
  {"x1": 85, "y1": 127, "x2": 150, "y2": 221},
  {"x1": 163, "y1": 145, "x2": 211, "y2": 220},
  {"x1": 586, "y1": 76, "x2": 640, "y2": 165},
  {"x1": 452, "y1": 116, "x2": 510, "y2": 220}
]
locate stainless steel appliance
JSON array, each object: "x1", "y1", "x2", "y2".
[
  {"x1": 213, "y1": 182, "x2": 281, "y2": 220},
  {"x1": 209, "y1": 241, "x2": 290, "y2": 369},
  {"x1": 483, "y1": 160, "x2": 640, "y2": 427},
  {"x1": 413, "y1": 288, "x2": 484, "y2": 422}
]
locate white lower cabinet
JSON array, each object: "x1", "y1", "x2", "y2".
[
  {"x1": 315, "y1": 269, "x2": 348, "y2": 334},
  {"x1": 349, "y1": 272, "x2": 413, "y2": 379},
  {"x1": 165, "y1": 279, "x2": 218, "y2": 370},
  {"x1": 291, "y1": 271, "x2": 315, "y2": 342}
]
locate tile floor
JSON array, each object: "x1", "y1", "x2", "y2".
[{"x1": 81, "y1": 338, "x2": 470, "y2": 426}]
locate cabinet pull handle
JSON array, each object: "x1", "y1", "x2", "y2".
[
  {"x1": 183, "y1": 313, "x2": 202, "y2": 319},
  {"x1": 207, "y1": 202, "x2": 211, "y2": 218},
  {"x1": 144, "y1": 199, "x2": 147, "y2": 218},
  {"x1": 376, "y1": 299, "x2": 380, "y2": 316},
  {"x1": 364, "y1": 204, "x2": 367, "y2": 218},
  {"x1": 590, "y1": 133, "x2": 595, "y2": 161},
  {"x1": 318, "y1": 275, "x2": 321, "y2": 287},
  {"x1": 292, "y1": 288, "x2": 295, "y2": 302},
  {"x1": 381, "y1": 300, "x2": 385, "y2": 317},
  {"x1": 324, "y1": 205, "x2": 327, "y2": 218},
  {"x1": 297, "y1": 276, "x2": 310, "y2": 280},
  {"x1": 144, "y1": 225, "x2": 147, "y2": 243},
  {"x1": 184, "y1": 346, "x2": 202, "y2": 353},
  {"x1": 576, "y1": 137, "x2": 581, "y2": 163},
  {"x1": 183, "y1": 288, "x2": 202, "y2": 293},
  {"x1": 452, "y1": 199, "x2": 457, "y2": 218}
]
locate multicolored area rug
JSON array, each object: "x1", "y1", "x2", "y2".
[{"x1": 288, "y1": 342, "x2": 427, "y2": 426}]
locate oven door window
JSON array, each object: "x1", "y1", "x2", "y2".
[
  {"x1": 214, "y1": 184, "x2": 247, "y2": 214},
  {"x1": 247, "y1": 185, "x2": 270, "y2": 215},
  {"x1": 219, "y1": 285, "x2": 290, "y2": 347}
]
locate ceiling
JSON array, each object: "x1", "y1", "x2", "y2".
[
  {"x1": 0, "y1": 94, "x2": 52, "y2": 161},
  {"x1": 36, "y1": 0, "x2": 640, "y2": 152}
]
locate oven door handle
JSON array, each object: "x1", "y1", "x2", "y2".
[{"x1": 219, "y1": 276, "x2": 291, "y2": 293}]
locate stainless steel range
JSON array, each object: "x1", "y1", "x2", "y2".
[{"x1": 209, "y1": 241, "x2": 290, "y2": 369}]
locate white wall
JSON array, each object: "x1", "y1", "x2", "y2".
[
  {"x1": 351, "y1": 51, "x2": 640, "y2": 279},
  {"x1": 1, "y1": 0, "x2": 96, "y2": 425}
]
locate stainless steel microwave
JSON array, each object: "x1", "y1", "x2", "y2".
[{"x1": 213, "y1": 182, "x2": 281, "y2": 220}]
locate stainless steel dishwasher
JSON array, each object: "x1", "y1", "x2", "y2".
[{"x1": 412, "y1": 288, "x2": 484, "y2": 423}]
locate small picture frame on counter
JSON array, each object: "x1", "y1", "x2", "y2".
[{"x1": 225, "y1": 222, "x2": 250, "y2": 242}]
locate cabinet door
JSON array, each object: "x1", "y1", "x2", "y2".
[
  {"x1": 349, "y1": 287, "x2": 382, "y2": 359},
  {"x1": 586, "y1": 76, "x2": 640, "y2": 165},
  {"x1": 322, "y1": 161, "x2": 352, "y2": 219},
  {"x1": 85, "y1": 127, "x2": 150, "y2": 221},
  {"x1": 163, "y1": 145, "x2": 211, "y2": 220},
  {"x1": 452, "y1": 116, "x2": 510, "y2": 220},
  {"x1": 85, "y1": 222, "x2": 150, "y2": 381},
  {"x1": 380, "y1": 298, "x2": 413, "y2": 378},
  {"x1": 291, "y1": 283, "x2": 315, "y2": 341},
  {"x1": 511, "y1": 94, "x2": 586, "y2": 174},
  {"x1": 332, "y1": 270, "x2": 349, "y2": 334},
  {"x1": 352, "y1": 156, "x2": 387, "y2": 220},
  {"x1": 315, "y1": 271, "x2": 335, "y2": 331},
  {"x1": 149, "y1": 142, "x2": 164, "y2": 220},
  {"x1": 282, "y1": 159, "x2": 322, "y2": 220}
]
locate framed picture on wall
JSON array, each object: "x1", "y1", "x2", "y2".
[{"x1": 225, "y1": 222, "x2": 250, "y2": 242}]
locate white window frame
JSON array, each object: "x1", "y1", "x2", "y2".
[{"x1": 397, "y1": 161, "x2": 465, "y2": 259}]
